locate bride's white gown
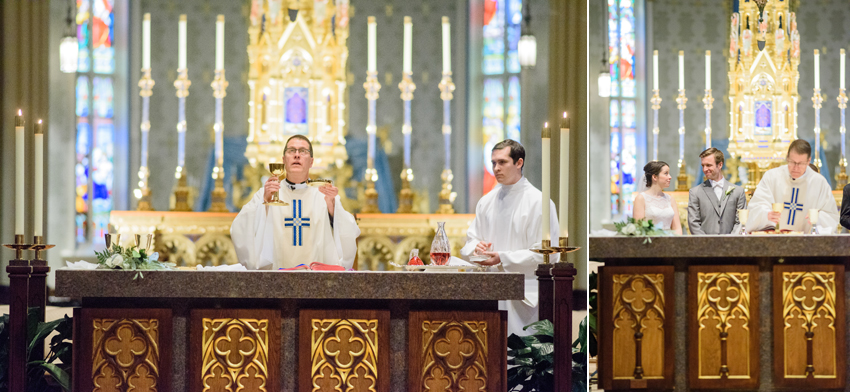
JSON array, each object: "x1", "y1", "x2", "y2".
[{"x1": 641, "y1": 192, "x2": 675, "y2": 230}]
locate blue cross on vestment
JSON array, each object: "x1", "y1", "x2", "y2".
[
  {"x1": 284, "y1": 199, "x2": 310, "y2": 246},
  {"x1": 784, "y1": 187, "x2": 804, "y2": 226}
]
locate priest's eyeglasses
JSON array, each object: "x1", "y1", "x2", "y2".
[
  {"x1": 285, "y1": 148, "x2": 311, "y2": 156},
  {"x1": 786, "y1": 158, "x2": 809, "y2": 169}
]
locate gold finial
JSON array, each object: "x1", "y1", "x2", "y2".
[
  {"x1": 35, "y1": 119, "x2": 43, "y2": 134},
  {"x1": 368, "y1": 16, "x2": 375, "y2": 24},
  {"x1": 217, "y1": 15, "x2": 224, "y2": 22},
  {"x1": 15, "y1": 109, "x2": 23, "y2": 126},
  {"x1": 542, "y1": 122, "x2": 550, "y2": 139},
  {"x1": 144, "y1": 13, "x2": 150, "y2": 21},
  {"x1": 404, "y1": 16, "x2": 411, "y2": 23},
  {"x1": 180, "y1": 14, "x2": 186, "y2": 21}
]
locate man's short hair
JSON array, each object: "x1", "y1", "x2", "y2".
[
  {"x1": 284, "y1": 134, "x2": 313, "y2": 157},
  {"x1": 492, "y1": 139, "x2": 525, "y2": 165},
  {"x1": 787, "y1": 139, "x2": 811, "y2": 159},
  {"x1": 699, "y1": 147, "x2": 725, "y2": 166},
  {"x1": 809, "y1": 163, "x2": 820, "y2": 173}
]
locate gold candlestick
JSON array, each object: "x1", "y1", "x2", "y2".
[
  {"x1": 30, "y1": 236, "x2": 55, "y2": 261},
  {"x1": 209, "y1": 69, "x2": 229, "y2": 212},
  {"x1": 3, "y1": 235, "x2": 33, "y2": 261},
  {"x1": 173, "y1": 68, "x2": 192, "y2": 211},
  {"x1": 550, "y1": 236, "x2": 581, "y2": 263},
  {"x1": 397, "y1": 72, "x2": 416, "y2": 213},
  {"x1": 436, "y1": 72, "x2": 457, "y2": 214},
  {"x1": 529, "y1": 239, "x2": 560, "y2": 264},
  {"x1": 362, "y1": 70, "x2": 381, "y2": 213}
]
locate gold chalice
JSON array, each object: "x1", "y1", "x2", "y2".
[{"x1": 265, "y1": 163, "x2": 290, "y2": 206}]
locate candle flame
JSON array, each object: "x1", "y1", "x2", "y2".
[
  {"x1": 563, "y1": 112, "x2": 567, "y2": 119},
  {"x1": 38, "y1": 119, "x2": 43, "y2": 124},
  {"x1": 17, "y1": 109, "x2": 22, "y2": 116},
  {"x1": 544, "y1": 122, "x2": 548, "y2": 128}
]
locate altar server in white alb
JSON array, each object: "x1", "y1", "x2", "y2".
[
  {"x1": 460, "y1": 139, "x2": 559, "y2": 336},
  {"x1": 231, "y1": 135, "x2": 360, "y2": 269},
  {"x1": 746, "y1": 139, "x2": 839, "y2": 233}
]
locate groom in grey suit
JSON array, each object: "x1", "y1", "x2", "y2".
[{"x1": 688, "y1": 148, "x2": 747, "y2": 234}]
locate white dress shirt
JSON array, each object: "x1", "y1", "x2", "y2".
[{"x1": 710, "y1": 177, "x2": 725, "y2": 201}]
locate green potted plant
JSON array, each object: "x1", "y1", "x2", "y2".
[
  {"x1": 0, "y1": 308, "x2": 73, "y2": 392},
  {"x1": 507, "y1": 319, "x2": 588, "y2": 392}
]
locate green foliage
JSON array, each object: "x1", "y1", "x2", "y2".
[
  {"x1": 506, "y1": 319, "x2": 588, "y2": 392},
  {"x1": 613, "y1": 217, "x2": 670, "y2": 243},
  {"x1": 95, "y1": 243, "x2": 175, "y2": 279},
  {"x1": 0, "y1": 308, "x2": 73, "y2": 392}
]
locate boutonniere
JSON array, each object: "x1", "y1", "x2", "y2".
[{"x1": 725, "y1": 185, "x2": 736, "y2": 196}]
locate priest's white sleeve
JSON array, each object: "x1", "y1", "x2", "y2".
[
  {"x1": 746, "y1": 171, "x2": 777, "y2": 232},
  {"x1": 231, "y1": 189, "x2": 276, "y2": 270},
  {"x1": 331, "y1": 196, "x2": 360, "y2": 269},
  {"x1": 814, "y1": 179, "x2": 839, "y2": 234}
]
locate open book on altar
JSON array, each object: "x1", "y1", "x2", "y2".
[{"x1": 278, "y1": 262, "x2": 348, "y2": 271}]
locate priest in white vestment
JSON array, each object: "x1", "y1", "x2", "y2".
[
  {"x1": 460, "y1": 140, "x2": 559, "y2": 336},
  {"x1": 231, "y1": 135, "x2": 360, "y2": 269},
  {"x1": 746, "y1": 139, "x2": 839, "y2": 233}
]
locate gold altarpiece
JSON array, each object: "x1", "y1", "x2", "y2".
[
  {"x1": 242, "y1": 0, "x2": 353, "y2": 204},
  {"x1": 725, "y1": 0, "x2": 800, "y2": 192}
]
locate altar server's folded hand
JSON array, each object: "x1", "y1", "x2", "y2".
[
  {"x1": 767, "y1": 211, "x2": 781, "y2": 224},
  {"x1": 264, "y1": 176, "x2": 281, "y2": 203},
  {"x1": 474, "y1": 241, "x2": 492, "y2": 256},
  {"x1": 480, "y1": 251, "x2": 501, "y2": 266},
  {"x1": 319, "y1": 184, "x2": 338, "y2": 216}
]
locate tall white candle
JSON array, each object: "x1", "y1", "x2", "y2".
[
  {"x1": 403, "y1": 17, "x2": 412, "y2": 74},
  {"x1": 34, "y1": 120, "x2": 43, "y2": 237},
  {"x1": 15, "y1": 110, "x2": 24, "y2": 235},
  {"x1": 841, "y1": 48, "x2": 846, "y2": 89},
  {"x1": 814, "y1": 49, "x2": 820, "y2": 89},
  {"x1": 215, "y1": 15, "x2": 225, "y2": 70},
  {"x1": 678, "y1": 50, "x2": 685, "y2": 90},
  {"x1": 542, "y1": 123, "x2": 551, "y2": 242},
  {"x1": 367, "y1": 16, "x2": 376, "y2": 72},
  {"x1": 142, "y1": 13, "x2": 151, "y2": 69},
  {"x1": 442, "y1": 17, "x2": 451, "y2": 73},
  {"x1": 653, "y1": 50, "x2": 659, "y2": 90},
  {"x1": 178, "y1": 14, "x2": 187, "y2": 69},
  {"x1": 559, "y1": 112, "x2": 569, "y2": 238},
  {"x1": 705, "y1": 50, "x2": 711, "y2": 90}
]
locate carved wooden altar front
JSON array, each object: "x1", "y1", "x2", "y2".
[{"x1": 110, "y1": 211, "x2": 474, "y2": 270}]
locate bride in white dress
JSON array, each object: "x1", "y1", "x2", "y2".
[{"x1": 633, "y1": 161, "x2": 683, "y2": 235}]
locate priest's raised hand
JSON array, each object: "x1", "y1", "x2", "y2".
[{"x1": 231, "y1": 135, "x2": 360, "y2": 270}]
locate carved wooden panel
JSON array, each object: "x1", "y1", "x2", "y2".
[
  {"x1": 299, "y1": 309, "x2": 390, "y2": 392},
  {"x1": 189, "y1": 309, "x2": 281, "y2": 392},
  {"x1": 774, "y1": 264, "x2": 846, "y2": 390},
  {"x1": 75, "y1": 308, "x2": 172, "y2": 392},
  {"x1": 598, "y1": 266, "x2": 674, "y2": 390},
  {"x1": 408, "y1": 310, "x2": 506, "y2": 392},
  {"x1": 688, "y1": 265, "x2": 759, "y2": 389}
]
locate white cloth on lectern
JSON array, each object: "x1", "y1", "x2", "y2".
[
  {"x1": 230, "y1": 186, "x2": 360, "y2": 270},
  {"x1": 460, "y1": 177, "x2": 559, "y2": 336},
  {"x1": 746, "y1": 165, "x2": 838, "y2": 233}
]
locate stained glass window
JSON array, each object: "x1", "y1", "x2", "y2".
[
  {"x1": 482, "y1": 0, "x2": 522, "y2": 195},
  {"x1": 608, "y1": 0, "x2": 637, "y2": 215},
  {"x1": 75, "y1": 0, "x2": 115, "y2": 245}
]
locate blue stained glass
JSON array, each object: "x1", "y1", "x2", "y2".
[
  {"x1": 92, "y1": 0, "x2": 115, "y2": 74},
  {"x1": 75, "y1": 119, "x2": 90, "y2": 242},
  {"x1": 506, "y1": 76, "x2": 521, "y2": 141},
  {"x1": 607, "y1": 0, "x2": 619, "y2": 97},
  {"x1": 506, "y1": 25, "x2": 521, "y2": 73},
  {"x1": 622, "y1": 100, "x2": 636, "y2": 128},
  {"x1": 610, "y1": 100, "x2": 620, "y2": 128},
  {"x1": 91, "y1": 119, "x2": 113, "y2": 241},
  {"x1": 76, "y1": 76, "x2": 89, "y2": 117},
  {"x1": 77, "y1": 0, "x2": 91, "y2": 72},
  {"x1": 483, "y1": 0, "x2": 505, "y2": 75},
  {"x1": 619, "y1": 0, "x2": 636, "y2": 97},
  {"x1": 93, "y1": 77, "x2": 113, "y2": 118}
]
